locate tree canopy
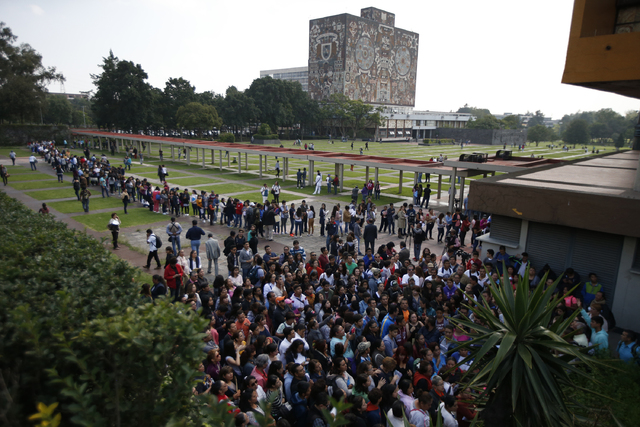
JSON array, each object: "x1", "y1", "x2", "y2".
[
  {"x1": 0, "y1": 22, "x2": 65, "y2": 123},
  {"x1": 563, "y1": 119, "x2": 590, "y2": 145}
]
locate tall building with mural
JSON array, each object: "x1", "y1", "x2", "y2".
[{"x1": 308, "y1": 7, "x2": 419, "y2": 108}]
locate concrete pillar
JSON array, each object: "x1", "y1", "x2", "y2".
[
  {"x1": 483, "y1": 173, "x2": 487, "y2": 178},
  {"x1": 365, "y1": 166, "x2": 370, "y2": 183},
  {"x1": 437, "y1": 174, "x2": 442, "y2": 199},
  {"x1": 171, "y1": 145, "x2": 175, "y2": 160},
  {"x1": 308, "y1": 160, "x2": 315, "y2": 186},
  {"x1": 414, "y1": 172, "x2": 418, "y2": 185},
  {"x1": 264, "y1": 155, "x2": 268, "y2": 172},
  {"x1": 211, "y1": 149, "x2": 215, "y2": 164},
  {"x1": 284, "y1": 157, "x2": 288, "y2": 181},
  {"x1": 147, "y1": 142, "x2": 151, "y2": 155},
  {"x1": 238, "y1": 152, "x2": 242, "y2": 173},
  {"x1": 491, "y1": 171, "x2": 496, "y2": 177},
  {"x1": 202, "y1": 148, "x2": 205, "y2": 168},
  {"x1": 245, "y1": 153, "x2": 248, "y2": 171},
  {"x1": 227, "y1": 151, "x2": 230, "y2": 167},
  {"x1": 459, "y1": 177, "x2": 466, "y2": 211},
  {"x1": 219, "y1": 150, "x2": 223, "y2": 171},
  {"x1": 399, "y1": 170, "x2": 403, "y2": 194},
  {"x1": 339, "y1": 164, "x2": 344, "y2": 192},
  {"x1": 448, "y1": 168, "x2": 457, "y2": 212},
  {"x1": 116, "y1": 138, "x2": 120, "y2": 153},
  {"x1": 186, "y1": 147, "x2": 191, "y2": 166},
  {"x1": 374, "y1": 167, "x2": 379, "y2": 183},
  {"x1": 259, "y1": 155, "x2": 263, "y2": 178}
]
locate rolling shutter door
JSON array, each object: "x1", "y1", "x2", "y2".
[
  {"x1": 525, "y1": 222, "x2": 572, "y2": 277},
  {"x1": 490, "y1": 215, "x2": 521, "y2": 245},
  {"x1": 570, "y1": 230, "x2": 623, "y2": 301}
]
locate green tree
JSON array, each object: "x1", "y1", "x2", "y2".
[
  {"x1": 615, "y1": 133, "x2": 625, "y2": 148},
  {"x1": 43, "y1": 95, "x2": 73, "y2": 124},
  {"x1": 91, "y1": 51, "x2": 153, "y2": 131},
  {"x1": 449, "y1": 271, "x2": 608, "y2": 426},
  {"x1": 563, "y1": 119, "x2": 590, "y2": 145},
  {"x1": 176, "y1": 102, "x2": 222, "y2": 136},
  {"x1": 162, "y1": 77, "x2": 196, "y2": 130},
  {"x1": 0, "y1": 23, "x2": 65, "y2": 123},
  {"x1": 527, "y1": 124, "x2": 552, "y2": 143},
  {"x1": 502, "y1": 115, "x2": 521, "y2": 129},
  {"x1": 221, "y1": 86, "x2": 258, "y2": 141},
  {"x1": 347, "y1": 100, "x2": 384, "y2": 139},
  {"x1": 526, "y1": 110, "x2": 546, "y2": 128},
  {"x1": 457, "y1": 104, "x2": 492, "y2": 119},
  {"x1": 246, "y1": 76, "x2": 294, "y2": 133},
  {"x1": 466, "y1": 114, "x2": 502, "y2": 129}
]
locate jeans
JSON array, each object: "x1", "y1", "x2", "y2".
[
  {"x1": 388, "y1": 219, "x2": 395, "y2": 234},
  {"x1": 191, "y1": 239, "x2": 201, "y2": 257},
  {"x1": 320, "y1": 219, "x2": 325, "y2": 236},
  {"x1": 123, "y1": 201, "x2": 128, "y2": 214},
  {"x1": 111, "y1": 231, "x2": 119, "y2": 249},
  {"x1": 233, "y1": 213, "x2": 241, "y2": 228},
  {"x1": 326, "y1": 234, "x2": 332, "y2": 248},
  {"x1": 294, "y1": 221, "x2": 303, "y2": 236},
  {"x1": 427, "y1": 223, "x2": 434, "y2": 239},
  {"x1": 101, "y1": 186, "x2": 109, "y2": 198},
  {"x1": 356, "y1": 237, "x2": 361, "y2": 254},
  {"x1": 414, "y1": 242, "x2": 422, "y2": 259},
  {"x1": 30, "y1": 162, "x2": 36, "y2": 170},
  {"x1": 290, "y1": 219, "x2": 295, "y2": 235},
  {"x1": 75, "y1": 189, "x2": 80, "y2": 200},
  {"x1": 57, "y1": 173, "x2": 63, "y2": 182},
  {"x1": 422, "y1": 197, "x2": 430, "y2": 208},
  {"x1": 365, "y1": 239, "x2": 375, "y2": 253},
  {"x1": 334, "y1": 185, "x2": 338, "y2": 195},
  {"x1": 171, "y1": 235, "x2": 181, "y2": 253},
  {"x1": 281, "y1": 218, "x2": 288, "y2": 234},
  {"x1": 437, "y1": 228, "x2": 445, "y2": 242},
  {"x1": 208, "y1": 258, "x2": 219, "y2": 275},
  {"x1": 327, "y1": 183, "x2": 331, "y2": 193},
  {"x1": 81, "y1": 199, "x2": 89, "y2": 212}
]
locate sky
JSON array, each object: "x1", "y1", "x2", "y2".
[{"x1": 2, "y1": 0, "x2": 638, "y2": 119}]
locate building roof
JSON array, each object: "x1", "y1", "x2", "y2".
[{"x1": 469, "y1": 150, "x2": 640, "y2": 238}]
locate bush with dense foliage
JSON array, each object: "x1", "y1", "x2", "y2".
[
  {"x1": 217, "y1": 132, "x2": 235, "y2": 143},
  {"x1": 0, "y1": 191, "x2": 208, "y2": 426}
]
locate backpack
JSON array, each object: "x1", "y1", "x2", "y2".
[
  {"x1": 325, "y1": 374, "x2": 340, "y2": 396},
  {"x1": 155, "y1": 193, "x2": 161, "y2": 200},
  {"x1": 248, "y1": 266, "x2": 262, "y2": 285},
  {"x1": 169, "y1": 223, "x2": 179, "y2": 234},
  {"x1": 154, "y1": 234, "x2": 163, "y2": 249}
]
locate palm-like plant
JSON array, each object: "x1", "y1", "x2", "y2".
[{"x1": 448, "y1": 268, "x2": 608, "y2": 427}]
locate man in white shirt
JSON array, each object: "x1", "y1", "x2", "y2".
[
  {"x1": 402, "y1": 265, "x2": 420, "y2": 287},
  {"x1": 290, "y1": 285, "x2": 308, "y2": 311},
  {"x1": 313, "y1": 171, "x2": 322, "y2": 194},
  {"x1": 409, "y1": 393, "x2": 433, "y2": 427},
  {"x1": 29, "y1": 155, "x2": 37, "y2": 170},
  {"x1": 438, "y1": 259, "x2": 455, "y2": 279},
  {"x1": 464, "y1": 263, "x2": 479, "y2": 279}
]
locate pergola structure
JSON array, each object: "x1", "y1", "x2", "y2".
[{"x1": 70, "y1": 129, "x2": 557, "y2": 211}]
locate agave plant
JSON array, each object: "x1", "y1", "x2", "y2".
[{"x1": 447, "y1": 267, "x2": 609, "y2": 427}]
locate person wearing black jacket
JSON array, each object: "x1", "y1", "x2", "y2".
[
  {"x1": 363, "y1": 218, "x2": 378, "y2": 253},
  {"x1": 223, "y1": 231, "x2": 236, "y2": 256},
  {"x1": 227, "y1": 246, "x2": 239, "y2": 274},
  {"x1": 263, "y1": 206, "x2": 276, "y2": 241},
  {"x1": 185, "y1": 220, "x2": 205, "y2": 257},
  {"x1": 151, "y1": 275, "x2": 167, "y2": 300},
  {"x1": 413, "y1": 222, "x2": 426, "y2": 262}
]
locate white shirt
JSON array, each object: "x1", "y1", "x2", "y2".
[
  {"x1": 402, "y1": 273, "x2": 420, "y2": 286},
  {"x1": 439, "y1": 402, "x2": 458, "y2": 427},
  {"x1": 315, "y1": 174, "x2": 322, "y2": 185},
  {"x1": 438, "y1": 266, "x2": 455, "y2": 279},
  {"x1": 409, "y1": 401, "x2": 430, "y2": 427},
  {"x1": 291, "y1": 294, "x2": 308, "y2": 310}
]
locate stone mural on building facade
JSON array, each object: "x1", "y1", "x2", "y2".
[{"x1": 309, "y1": 8, "x2": 418, "y2": 107}]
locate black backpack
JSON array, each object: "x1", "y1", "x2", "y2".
[{"x1": 154, "y1": 234, "x2": 163, "y2": 249}]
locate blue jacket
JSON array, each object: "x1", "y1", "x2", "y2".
[{"x1": 290, "y1": 392, "x2": 309, "y2": 427}]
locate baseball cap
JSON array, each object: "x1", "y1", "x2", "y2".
[
  {"x1": 357, "y1": 341, "x2": 371, "y2": 353},
  {"x1": 276, "y1": 296, "x2": 285, "y2": 303}
]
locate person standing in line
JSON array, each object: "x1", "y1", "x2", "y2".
[
  {"x1": 326, "y1": 174, "x2": 332, "y2": 194},
  {"x1": 108, "y1": 213, "x2": 121, "y2": 250},
  {"x1": 205, "y1": 233, "x2": 221, "y2": 276},
  {"x1": 271, "y1": 181, "x2": 281, "y2": 204},
  {"x1": 302, "y1": 168, "x2": 307, "y2": 188},
  {"x1": 422, "y1": 185, "x2": 431, "y2": 208},
  {"x1": 80, "y1": 187, "x2": 91, "y2": 213},
  {"x1": 363, "y1": 218, "x2": 378, "y2": 253},
  {"x1": 307, "y1": 206, "x2": 315, "y2": 236},
  {"x1": 166, "y1": 217, "x2": 183, "y2": 253},
  {"x1": 29, "y1": 154, "x2": 37, "y2": 170},
  {"x1": 186, "y1": 219, "x2": 205, "y2": 257},
  {"x1": 121, "y1": 189, "x2": 130, "y2": 214},
  {"x1": 296, "y1": 169, "x2": 302, "y2": 189},
  {"x1": 313, "y1": 172, "x2": 322, "y2": 195},
  {"x1": 261, "y1": 184, "x2": 269, "y2": 204},
  {"x1": 0, "y1": 164, "x2": 8, "y2": 186},
  {"x1": 9, "y1": 150, "x2": 16, "y2": 166},
  {"x1": 143, "y1": 229, "x2": 162, "y2": 270},
  {"x1": 275, "y1": 159, "x2": 280, "y2": 178}
]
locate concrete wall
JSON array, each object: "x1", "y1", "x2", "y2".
[
  {"x1": 613, "y1": 237, "x2": 640, "y2": 332},
  {"x1": 432, "y1": 128, "x2": 527, "y2": 146}
]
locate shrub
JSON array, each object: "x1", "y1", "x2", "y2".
[
  {"x1": 257, "y1": 123, "x2": 271, "y2": 135},
  {"x1": 0, "y1": 191, "x2": 207, "y2": 426},
  {"x1": 218, "y1": 132, "x2": 235, "y2": 143},
  {"x1": 422, "y1": 138, "x2": 454, "y2": 144}
]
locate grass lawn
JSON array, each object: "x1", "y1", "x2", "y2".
[
  {"x1": 74, "y1": 207, "x2": 164, "y2": 231},
  {"x1": 277, "y1": 191, "x2": 307, "y2": 202},
  {"x1": 6, "y1": 172, "x2": 54, "y2": 182},
  {"x1": 5, "y1": 165, "x2": 33, "y2": 173},
  {"x1": 48, "y1": 196, "x2": 124, "y2": 214},
  {"x1": 25, "y1": 188, "x2": 78, "y2": 201},
  {"x1": 167, "y1": 177, "x2": 222, "y2": 187},
  {"x1": 9, "y1": 180, "x2": 68, "y2": 190},
  {"x1": 214, "y1": 171, "x2": 264, "y2": 181},
  {"x1": 210, "y1": 183, "x2": 258, "y2": 197},
  {"x1": 127, "y1": 166, "x2": 159, "y2": 173},
  {"x1": 136, "y1": 171, "x2": 192, "y2": 179},
  {"x1": 0, "y1": 147, "x2": 31, "y2": 157}
]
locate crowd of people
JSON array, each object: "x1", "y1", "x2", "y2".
[
  {"x1": 19, "y1": 141, "x2": 638, "y2": 427},
  {"x1": 142, "y1": 205, "x2": 636, "y2": 427}
]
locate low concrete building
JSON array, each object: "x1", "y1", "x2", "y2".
[{"x1": 470, "y1": 150, "x2": 640, "y2": 331}]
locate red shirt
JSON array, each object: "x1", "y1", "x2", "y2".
[
  {"x1": 235, "y1": 202, "x2": 243, "y2": 215},
  {"x1": 164, "y1": 264, "x2": 184, "y2": 290}
]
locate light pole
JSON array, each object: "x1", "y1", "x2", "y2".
[{"x1": 82, "y1": 106, "x2": 86, "y2": 128}]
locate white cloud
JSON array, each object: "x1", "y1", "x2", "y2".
[{"x1": 30, "y1": 5, "x2": 44, "y2": 16}]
